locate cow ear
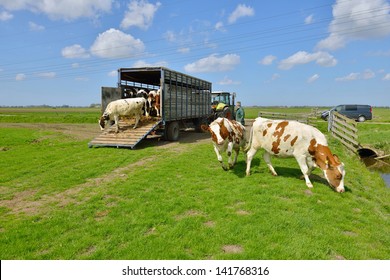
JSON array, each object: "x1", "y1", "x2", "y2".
[
  {"x1": 333, "y1": 154, "x2": 341, "y2": 164},
  {"x1": 200, "y1": 124, "x2": 210, "y2": 132}
]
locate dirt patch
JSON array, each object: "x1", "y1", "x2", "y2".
[
  {"x1": 222, "y1": 245, "x2": 244, "y2": 254},
  {"x1": 236, "y1": 209, "x2": 251, "y2": 215},
  {"x1": 175, "y1": 210, "x2": 203, "y2": 220},
  {"x1": 204, "y1": 221, "x2": 215, "y2": 228},
  {"x1": 0, "y1": 123, "x2": 99, "y2": 141}
]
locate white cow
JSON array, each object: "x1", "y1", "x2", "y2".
[
  {"x1": 99, "y1": 98, "x2": 148, "y2": 132},
  {"x1": 245, "y1": 117, "x2": 345, "y2": 193},
  {"x1": 202, "y1": 117, "x2": 247, "y2": 170}
]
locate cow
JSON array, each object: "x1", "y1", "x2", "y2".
[
  {"x1": 98, "y1": 98, "x2": 149, "y2": 132},
  {"x1": 245, "y1": 117, "x2": 345, "y2": 193},
  {"x1": 147, "y1": 88, "x2": 161, "y2": 117},
  {"x1": 201, "y1": 117, "x2": 247, "y2": 170}
]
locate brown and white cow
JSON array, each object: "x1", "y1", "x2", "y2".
[
  {"x1": 245, "y1": 117, "x2": 345, "y2": 192},
  {"x1": 147, "y1": 88, "x2": 161, "y2": 117},
  {"x1": 99, "y1": 97, "x2": 148, "y2": 132},
  {"x1": 202, "y1": 117, "x2": 247, "y2": 170}
]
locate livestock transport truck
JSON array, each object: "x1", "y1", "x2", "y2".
[{"x1": 89, "y1": 67, "x2": 211, "y2": 149}]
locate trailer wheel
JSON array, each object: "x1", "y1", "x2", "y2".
[{"x1": 166, "y1": 121, "x2": 179, "y2": 141}]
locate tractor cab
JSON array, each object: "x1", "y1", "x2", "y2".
[{"x1": 210, "y1": 91, "x2": 236, "y2": 121}]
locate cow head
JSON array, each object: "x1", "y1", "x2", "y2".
[
  {"x1": 201, "y1": 118, "x2": 229, "y2": 145},
  {"x1": 323, "y1": 154, "x2": 346, "y2": 193},
  {"x1": 310, "y1": 141, "x2": 346, "y2": 193},
  {"x1": 98, "y1": 114, "x2": 109, "y2": 130}
]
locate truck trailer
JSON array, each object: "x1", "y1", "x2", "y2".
[{"x1": 89, "y1": 67, "x2": 211, "y2": 149}]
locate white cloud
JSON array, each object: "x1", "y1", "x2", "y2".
[
  {"x1": 15, "y1": 73, "x2": 26, "y2": 81},
  {"x1": 218, "y1": 76, "x2": 240, "y2": 85},
  {"x1": 29, "y1": 21, "x2": 44, "y2": 31},
  {"x1": 362, "y1": 69, "x2": 375, "y2": 79},
  {"x1": 164, "y1": 30, "x2": 176, "y2": 42},
  {"x1": 304, "y1": 14, "x2": 314, "y2": 25},
  {"x1": 35, "y1": 72, "x2": 56, "y2": 78},
  {"x1": 75, "y1": 77, "x2": 89, "y2": 82},
  {"x1": 260, "y1": 55, "x2": 277, "y2": 65},
  {"x1": 184, "y1": 54, "x2": 240, "y2": 73},
  {"x1": 383, "y1": 73, "x2": 390, "y2": 80},
  {"x1": 335, "y1": 73, "x2": 360, "y2": 81},
  {"x1": 228, "y1": 4, "x2": 254, "y2": 24},
  {"x1": 0, "y1": 0, "x2": 113, "y2": 21},
  {"x1": 317, "y1": 0, "x2": 390, "y2": 50},
  {"x1": 178, "y1": 47, "x2": 190, "y2": 54},
  {"x1": 215, "y1": 21, "x2": 225, "y2": 32},
  {"x1": 278, "y1": 51, "x2": 337, "y2": 70},
  {"x1": 90, "y1": 28, "x2": 145, "y2": 59},
  {"x1": 108, "y1": 70, "x2": 117, "y2": 77},
  {"x1": 62, "y1": 44, "x2": 90, "y2": 59},
  {"x1": 307, "y1": 74, "x2": 320, "y2": 83},
  {"x1": 120, "y1": 0, "x2": 161, "y2": 30},
  {"x1": 271, "y1": 73, "x2": 280, "y2": 80},
  {"x1": 335, "y1": 69, "x2": 375, "y2": 81},
  {"x1": 132, "y1": 60, "x2": 167, "y2": 68},
  {"x1": 0, "y1": 11, "x2": 13, "y2": 21}
]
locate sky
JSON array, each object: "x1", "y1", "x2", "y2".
[{"x1": 0, "y1": 0, "x2": 390, "y2": 107}]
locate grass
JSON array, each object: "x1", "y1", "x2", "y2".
[
  {"x1": 0, "y1": 107, "x2": 389, "y2": 260},
  {"x1": 0, "y1": 107, "x2": 100, "y2": 124}
]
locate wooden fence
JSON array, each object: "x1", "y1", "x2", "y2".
[
  {"x1": 329, "y1": 112, "x2": 360, "y2": 153},
  {"x1": 258, "y1": 111, "x2": 316, "y2": 126}
]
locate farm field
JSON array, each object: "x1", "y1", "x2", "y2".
[{"x1": 0, "y1": 107, "x2": 389, "y2": 260}]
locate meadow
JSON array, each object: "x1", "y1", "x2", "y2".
[{"x1": 0, "y1": 107, "x2": 389, "y2": 260}]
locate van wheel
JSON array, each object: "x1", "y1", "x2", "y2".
[
  {"x1": 357, "y1": 116, "x2": 366, "y2": 122},
  {"x1": 166, "y1": 121, "x2": 179, "y2": 141}
]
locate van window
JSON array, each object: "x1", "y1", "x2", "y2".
[{"x1": 345, "y1": 105, "x2": 357, "y2": 111}]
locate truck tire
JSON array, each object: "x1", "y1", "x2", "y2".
[{"x1": 166, "y1": 121, "x2": 179, "y2": 141}]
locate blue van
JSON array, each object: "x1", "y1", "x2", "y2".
[{"x1": 321, "y1": 104, "x2": 372, "y2": 122}]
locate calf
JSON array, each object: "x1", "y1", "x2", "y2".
[
  {"x1": 202, "y1": 117, "x2": 246, "y2": 170},
  {"x1": 99, "y1": 98, "x2": 148, "y2": 132},
  {"x1": 245, "y1": 117, "x2": 345, "y2": 192}
]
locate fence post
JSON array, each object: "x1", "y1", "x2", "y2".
[{"x1": 327, "y1": 110, "x2": 333, "y2": 132}]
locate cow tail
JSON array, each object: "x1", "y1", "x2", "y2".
[{"x1": 243, "y1": 125, "x2": 253, "y2": 153}]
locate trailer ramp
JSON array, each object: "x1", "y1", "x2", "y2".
[{"x1": 88, "y1": 118, "x2": 162, "y2": 149}]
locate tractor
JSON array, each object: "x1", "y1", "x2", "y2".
[{"x1": 209, "y1": 91, "x2": 236, "y2": 122}]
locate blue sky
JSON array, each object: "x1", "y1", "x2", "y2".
[{"x1": 1, "y1": 0, "x2": 390, "y2": 107}]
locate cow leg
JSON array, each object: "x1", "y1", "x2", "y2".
[
  {"x1": 245, "y1": 147, "x2": 257, "y2": 176},
  {"x1": 227, "y1": 142, "x2": 235, "y2": 169},
  {"x1": 295, "y1": 155, "x2": 313, "y2": 188},
  {"x1": 263, "y1": 152, "x2": 278, "y2": 176},
  {"x1": 214, "y1": 145, "x2": 228, "y2": 170},
  {"x1": 133, "y1": 115, "x2": 140, "y2": 129},
  {"x1": 114, "y1": 115, "x2": 120, "y2": 133},
  {"x1": 232, "y1": 148, "x2": 240, "y2": 168}
]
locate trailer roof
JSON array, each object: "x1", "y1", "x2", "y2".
[{"x1": 118, "y1": 67, "x2": 211, "y2": 87}]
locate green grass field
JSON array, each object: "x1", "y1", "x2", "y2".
[{"x1": 0, "y1": 107, "x2": 389, "y2": 260}]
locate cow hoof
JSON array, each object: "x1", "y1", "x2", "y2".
[
  {"x1": 222, "y1": 166, "x2": 228, "y2": 171},
  {"x1": 306, "y1": 183, "x2": 313, "y2": 188}
]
